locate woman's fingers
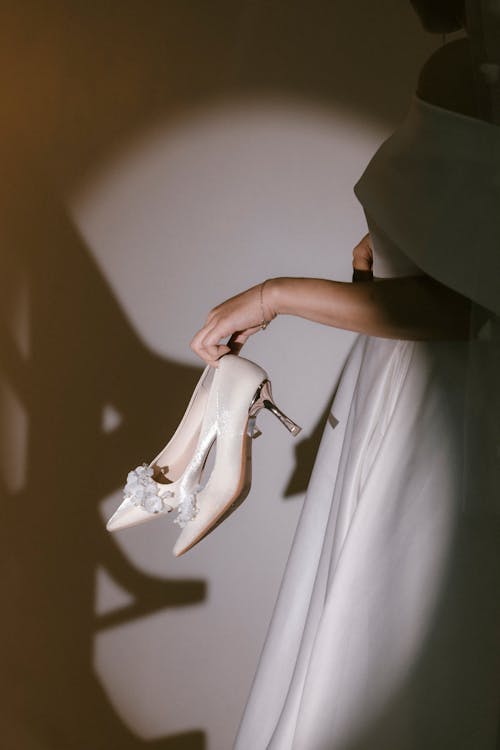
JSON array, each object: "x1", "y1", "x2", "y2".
[
  {"x1": 190, "y1": 316, "x2": 251, "y2": 366},
  {"x1": 190, "y1": 283, "x2": 270, "y2": 366},
  {"x1": 189, "y1": 323, "x2": 224, "y2": 365},
  {"x1": 352, "y1": 232, "x2": 374, "y2": 281},
  {"x1": 352, "y1": 233, "x2": 373, "y2": 270},
  {"x1": 191, "y1": 320, "x2": 263, "y2": 365}
]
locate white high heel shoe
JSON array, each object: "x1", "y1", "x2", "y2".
[
  {"x1": 170, "y1": 353, "x2": 302, "y2": 557},
  {"x1": 106, "y1": 364, "x2": 214, "y2": 532}
]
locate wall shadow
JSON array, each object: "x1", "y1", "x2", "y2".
[
  {"x1": 1, "y1": 163, "x2": 206, "y2": 748},
  {"x1": 0, "y1": 0, "x2": 437, "y2": 747}
]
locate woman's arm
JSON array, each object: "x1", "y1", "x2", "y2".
[
  {"x1": 189, "y1": 271, "x2": 473, "y2": 367},
  {"x1": 266, "y1": 274, "x2": 472, "y2": 341}
]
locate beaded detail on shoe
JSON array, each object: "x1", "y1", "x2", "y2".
[
  {"x1": 124, "y1": 463, "x2": 174, "y2": 514},
  {"x1": 172, "y1": 482, "x2": 203, "y2": 528}
]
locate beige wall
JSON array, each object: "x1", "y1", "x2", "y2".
[{"x1": 0, "y1": 2, "x2": 437, "y2": 748}]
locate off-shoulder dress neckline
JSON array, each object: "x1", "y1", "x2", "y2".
[{"x1": 412, "y1": 92, "x2": 500, "y2": 135}]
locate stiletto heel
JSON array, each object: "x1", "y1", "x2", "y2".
[
  {"x1": 248, "y1": 379, "x2": 302, "y2": 436},
  {"x1": 172, "y1": 355, "x2": 302, "y2": 557}
]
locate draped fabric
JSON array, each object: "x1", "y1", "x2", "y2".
[
  {"x1": 354, "y1": 93, "x2": 500, "y2": 517},
  {"x1": 353, "y1": 94, "x2": 500, "y2": 318},
  {"x1": 233, "y1": 94, "x2": 500, "y2": 749}
]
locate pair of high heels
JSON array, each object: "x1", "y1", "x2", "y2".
[{"x1": 106, "y1": 353, "x2": 302, "y2": 557}]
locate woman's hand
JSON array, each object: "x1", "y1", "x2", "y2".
[
  {"x1": 352, "y1": 232, "x2": 374, "y2": 282},
  {"x1": 190, "y1": 281, "x2": 277, "y2": 367}
]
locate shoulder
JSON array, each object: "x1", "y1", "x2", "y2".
[{"x1": 417, "y1": 38, "x2": 479, "y2": 119}]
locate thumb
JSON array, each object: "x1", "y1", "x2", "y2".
[{"x1": 227, "y1": 330, "x2": 252, "y2": 355}]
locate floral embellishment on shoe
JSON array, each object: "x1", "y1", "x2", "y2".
[
  {"x1": 173, "y1": 482, "x2": 203, "y2": 528},
  {"x1": 124, "y1": 463, "x2": 173, "y2": 514}
]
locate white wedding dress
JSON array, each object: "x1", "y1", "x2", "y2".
[{"x1": 233, "y1": 96, "x2": 500, "y2": 749}]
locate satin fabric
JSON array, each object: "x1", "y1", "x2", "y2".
[
  {"x1": 355, "y1": 93, "x2": 500, "y2": 518},
  {"x1": 354, "y1": 94, "x2": 500, "y2": 318},
  {"x1": 233, "y1": 98, "x2": 500, "y2": 749}
]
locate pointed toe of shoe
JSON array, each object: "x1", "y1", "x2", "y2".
[
  {"x1": 171, "y1": 492, "x2": 229, "y2": 556},
  {"x1": 172, "y1": 529, "x2": 192, "y2": 557},
  {"x1": 107, "y1": 498, "x2": 161, "y2": 532},
  {"x1": 172, "y1": 519, "x2": 208, "y2": 556}
]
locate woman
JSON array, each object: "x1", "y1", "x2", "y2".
[{"x1": 191, "y1": 2, "x2": 500, "y2": 747}]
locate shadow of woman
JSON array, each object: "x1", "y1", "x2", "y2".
[{"x1": 0, "y1": 167, "x2": 207, "y2": 748}]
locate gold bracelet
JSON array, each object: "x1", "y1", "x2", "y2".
[{"x1": 259, "y1": 279, "x2": 270, "y2": 330}]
